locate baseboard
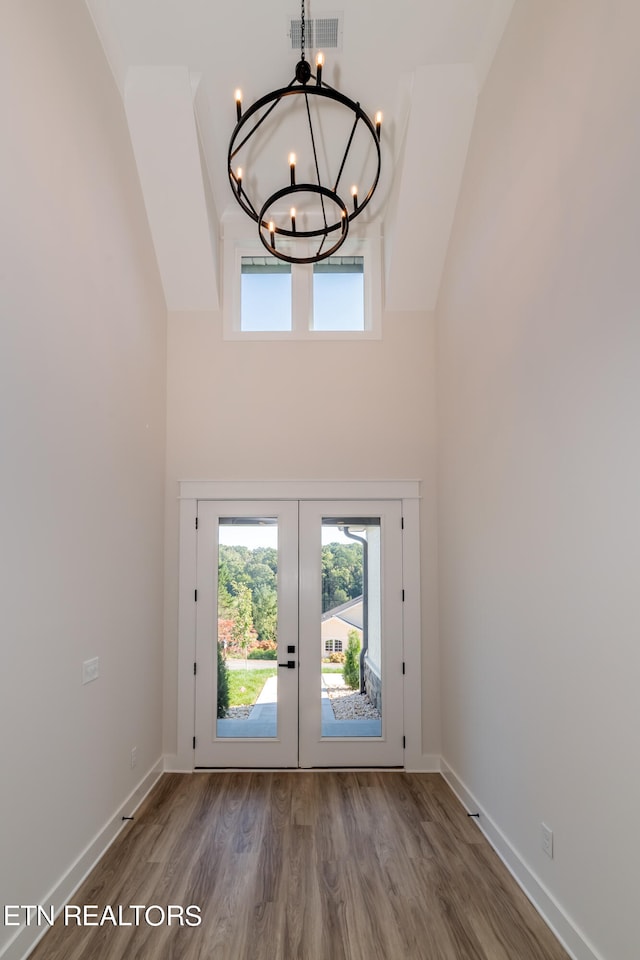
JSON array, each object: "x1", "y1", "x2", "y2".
[
  {"x1": 162, "y1": 752, "x2": 443, "y2": 774},
  {"x1": 406, "y1": 752, "x2": 441, "y2": 773},
  {"x1": 162, "y1": 753, "x2": 192, "y2": 773},
  {"x1": 2, "y1": 759, "x2": 164, "y2": 960},
  {"x1": 440, "y1": 759, "x2": 604, "y2": 960},
  {"x1": 1, "y1": 755, "x2": 602, "y2": 960}
]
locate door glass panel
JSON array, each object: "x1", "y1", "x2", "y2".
[
  {"x1": 320, "y1": 518, "x2": 382, "y2": 738},
  {"x1": 216, "y1": 518, "x2": 279, "y2": 738}
]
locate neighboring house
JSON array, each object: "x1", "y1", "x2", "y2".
[{"x1": 321, "y1": 596, "x2": 363, "y2": 656}]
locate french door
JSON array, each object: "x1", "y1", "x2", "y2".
[{"x1": 194, "y1": 499, "x2": 404, "y2": 767}]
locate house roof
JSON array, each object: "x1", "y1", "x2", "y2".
[{"x1": 321, "y1": 595, "x2": 363, "y2": 631}]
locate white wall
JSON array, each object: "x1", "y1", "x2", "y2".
[
  {"x1": 0, "y1": 2, "x2": 166, "y2": 951},
  {"x1": 163, "y1": 309, "x2": 440, "y2": 763},
  {"x1": 437, "y1": 2, "x2": 640, "y2": 959}
]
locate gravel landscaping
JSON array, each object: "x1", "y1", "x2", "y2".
[
  {"x1": 225, "y1": 705, "x2": 253, "y2": 719},
  {"x1": 222, "y1": 674, "x2": 381, "y2": 721},
  {"x1": 324, "y1": 680, "x2": 381, "y2": 720}
]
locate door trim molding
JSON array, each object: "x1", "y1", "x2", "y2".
[
  {"x1": 176, "y1": 480, "x2": 422, "y2": 771},
  {"x1": 178, "y1": 479, "x2": 420, "y2": 500}
]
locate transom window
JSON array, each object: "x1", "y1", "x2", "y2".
[
  {"x1": 223, "y1": 219, "x2": 381, "y2": 340},
  {"x1": 240, "y1": 258, "x2": 292, "y2": 332},
  {"x1": 313, "y1": 257, "x2": 364, "y2": 332},
  {"x1": 239, "y1": 256, "x2": 364, "y2": 334}
]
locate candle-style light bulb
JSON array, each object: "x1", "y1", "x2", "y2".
[
  {"x1": 289, "y1": 152, "x2": 296, "y2": 186},
  {"x1": 236, "y1": 167, "x2": 243, "y2": 196},
  {"x1": 316, "y1": 51, "x2": 324, "y2": 86},
  {"x1": 351, "y1": 184, "x2": 359, "y2": 212},
  {"x1": 375, "y1": 111, "x2": 382, "y2": 140},
  {"x1": 269, "y1": 221, "x2": 275, "y2": 247},
  {"x1": 290, "y1": 207, "x2": 297, "y2": 233},
  {"x1": 235, "y1": 89, "x2": 242, "y2": 122}
]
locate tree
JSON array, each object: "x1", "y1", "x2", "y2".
[
  {"x1": 253, "y1": 584, "x2": 278, "y2": 643},
  {"x1": 217, "y1": 643, "x2": 230, "y2": 718},
  {"x1": 321, "y1": 542, "x2": 363, "y2": 612},
  {"x1": 231, "y1": 582, "x2": 254, "y2": 668},
  {"x1": 217, "y1": 557, "x2": 235, "y2": 618},
  {"x1": 218, "y1": 545, "x2": 278, "y2": 638},
  {"x1": 343, "y1": 629, "x2": 361, "y2": 690}
]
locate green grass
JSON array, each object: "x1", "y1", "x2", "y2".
[
  {"x1": 228, "y1": 668, "x2": 277, "y2": 707},
  {"x1": 227, "y1": 663, "x2": 345, "y2": 708}
]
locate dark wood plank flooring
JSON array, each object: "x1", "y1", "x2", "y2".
[{"x1": 28, "y1": 772, "x2": 570, "y2": 960}]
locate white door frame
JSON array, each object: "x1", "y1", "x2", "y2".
[
  {"x1": 298, "y1": 499, "x2": 404, "y2": 767},
  {"x1": 175, "y1": 480, "x2": 422, "y2": 770},
  {"x1": 195, "y1": 500, "x2": 300, "y2": 768}
]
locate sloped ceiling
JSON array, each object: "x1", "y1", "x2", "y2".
[{"x1": 85, "y1": 0, "x2": 514, "y2": 312}]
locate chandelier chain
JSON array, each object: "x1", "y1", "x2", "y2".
[{"x1": 300, "y1": 0, "x2": 305, "y2": 61}]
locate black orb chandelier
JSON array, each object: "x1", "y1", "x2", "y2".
[{"x1": 227, "y1": 0, "x2": 382, "y2": 264}]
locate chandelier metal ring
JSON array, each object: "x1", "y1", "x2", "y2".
[
  {"x1": 228, "y1": 0, "x2": 382, "y2": 269},
  {"x1": 257, "y1": 183, "x2": 349, "y2": 264},
  {"x1": 228, "y1": 83, "x2": 381, "y2": 242},
  {"x1": 228, "y1": 0, "x2": 382, "y2": 264}
]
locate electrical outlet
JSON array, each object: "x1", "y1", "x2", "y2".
[
  {"x1": 541, "y1": 822, "x2": 553, "y2": 858},
  {"x1": 130, "y1": 747, "x2": 138, "y2": 769},
  {"x1": 82, "y1": 657, "x2": 99, "y2": 684}
]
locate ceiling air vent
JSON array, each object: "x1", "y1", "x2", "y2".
[{"x1": 288, "y1": 14, "x2": 342, "y2": 50}]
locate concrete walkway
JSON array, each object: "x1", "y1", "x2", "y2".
[
  {"x1": 216, "y1": 674, "x2": 381, "y2": 739},
  {"x1": 225, "y1": 659, "x2": 277, "y2": 670},
  {"x1": 216, "y1": 673, "x2": 278, "y2": 738}
]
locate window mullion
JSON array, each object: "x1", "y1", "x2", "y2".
[{"x1": 292, "y1": 264, "x2": 312, "y2": 336}]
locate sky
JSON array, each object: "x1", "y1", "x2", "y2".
[
  {"x1": 218, "y1": 521, "x2": 357, "y2": 549},
  {"x1": 241, "y1": 265, "x2": 364, "y2": 332}
]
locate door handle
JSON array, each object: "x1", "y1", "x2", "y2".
[{"x1": 278, "y1": 660, "x2": 296, "y2": 669}]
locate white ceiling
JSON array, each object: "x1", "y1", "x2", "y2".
[{"x1": 85, "y1": 0, "x2": 514, "y2": 311}]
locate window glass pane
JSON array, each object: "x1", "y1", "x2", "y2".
[
  {"x1": 320, "y1": 517, "x2": 382, "y2": 738},
  {"x1": 241, "y1": 256, "x2": 292, "y2": 331},
  {"x1": 216, "y1": 518, "x2": 279, "y2": 739},
  {"x1": 313, "y1": 256, "x2": 364, "y2": 331}
]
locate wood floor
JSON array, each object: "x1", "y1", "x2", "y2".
[{"x1": 28, "y1": 772, "x2": 570, "y2": 960}]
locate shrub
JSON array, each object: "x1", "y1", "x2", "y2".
[
  {"x1": 217, "y1": 644, "x2": 230, "y2": 718},
  {"x1": 342, "y1": 630, "x2": 361, "y2": 690},
  {"x1": 247, "y1": 647, "x2": 277, "y2": 660}
]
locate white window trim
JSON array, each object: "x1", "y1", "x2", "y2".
[{"x1": 222, "y1": 213, "x2": 382, "y2": 341}]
